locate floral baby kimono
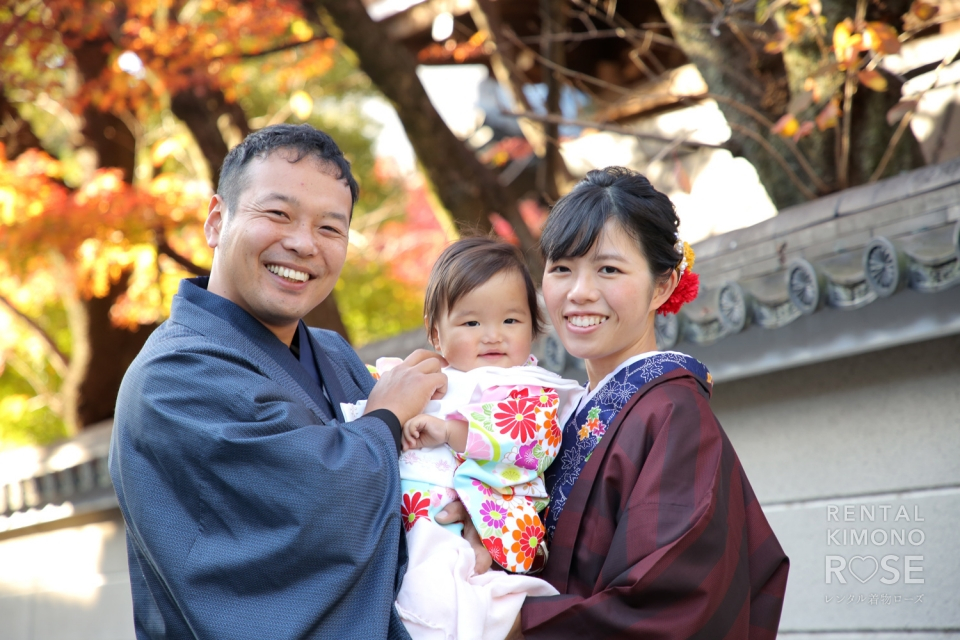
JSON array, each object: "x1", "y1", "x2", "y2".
[
  {"x1": 347, "y1": 357, "x2": 583, "y2": 571},
  {"x1": 344, "y1": 358, "x2": 582, "y2": 640},
  {"x1": 404, "y1": 360, "x2": 582, "y2": 573}
]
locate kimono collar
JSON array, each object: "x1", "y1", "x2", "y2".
[{"x1": 176, "y1": 277, "x2": 345, "y2": 421}]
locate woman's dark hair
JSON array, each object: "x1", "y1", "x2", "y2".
[
  {"x1": 425, "y1": 237, "x2": 544, "y2": 341},
  {"x1": 217, "y1": 123, "x2": 360, "y2": 216},
  {"x1": 539, "y1": 167, "x2": 682, "y2": 281}
]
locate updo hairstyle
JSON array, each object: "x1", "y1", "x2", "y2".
[{"x1": 539, "y1": 167, "x2": 682, "y2": 283}]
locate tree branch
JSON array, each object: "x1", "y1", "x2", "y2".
[
  {"x1": 870, "y1": 43, "x2": 960, "y2": 182},
  {"x1": 728, "y1": 122, "x2": 817, "y2": 200},
  {"x1": 157, "y1": 239, "x2": 211, "y2": 276},
  {"x1": 518, "y1": 28, "x2": 677, "y2": 47},
  {"x1": 500, "y1": 110, "x2": 728, "y2": 150},
  {"x1": 237, "y1": 36, "x2": 328, "y2": 60},
  {"x1": 699, "y1": 94, "x2": 830, "y2": 194},
  {"x1": 0, "y1": 294, "x2": 70, "y2": 370}
]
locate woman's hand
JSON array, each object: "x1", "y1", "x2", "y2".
[{"x1": 436, "y1": 500, "x2": 493, "y2": 574}]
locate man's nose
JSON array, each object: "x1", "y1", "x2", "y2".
[{"x1": 281, "y1": 221, "x2": 317, "y2": 256}]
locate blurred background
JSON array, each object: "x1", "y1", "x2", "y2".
[{"x1": 1, "y1": 0, "x2": 959, "y2": 637}]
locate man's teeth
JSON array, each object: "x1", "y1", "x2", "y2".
[
  {"x1": 568, "y1": 315, "x2": 607, "y2": 327},
  {"x1": 266, "y1": 265, "x2": 309, "y2": 282}
]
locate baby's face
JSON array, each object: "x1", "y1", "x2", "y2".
[{"x1": 431, "y1": 270, "x2": 534, "y2": 371}]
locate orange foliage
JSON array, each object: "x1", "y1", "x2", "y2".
[
  {"x1": 0, "y1": 0, "x2": 334, "y2": 330},
  {"x1": 0, "y1": 144, "x2": 210, "y2": 327},
  {"x1": 765, "y1": 0, "x2": 937, "y2": 140}
]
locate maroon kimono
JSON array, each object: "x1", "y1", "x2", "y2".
[{"x1": 522, "y1": 369, "x2": 789, "y2": 638}]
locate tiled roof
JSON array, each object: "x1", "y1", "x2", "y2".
[
  {"x1": 653, "y1": 158, "x2": 960, "y2": 380},
  {"x1": 0, "y1": 421, "x2": 117, "y2": 534}
]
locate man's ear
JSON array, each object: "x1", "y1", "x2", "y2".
[
  {"x1": 650, "y1": 269, "x2": 679, "y2": 314},
  {"x1": 205, "y1": 194, "x2": 226, "y2": 249}
]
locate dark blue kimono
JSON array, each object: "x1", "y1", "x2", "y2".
[{"x1": 110, "y1": 278, "x2": 410, "y2": 639}]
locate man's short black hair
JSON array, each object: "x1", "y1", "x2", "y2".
[{"x1": 217, "y1": 123, "x2": 360, "y2": 216}]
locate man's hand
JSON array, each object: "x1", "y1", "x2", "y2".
[
  {"x1": 364, "y1": 350, "x2": 447, "y2": 425},
  {"x1": 436, "y1": 500, "x2": 493, "y2": 574}
]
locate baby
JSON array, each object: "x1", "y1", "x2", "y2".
[{"x1": 354, "y1": 237, "x2": 582, "y2": 640}]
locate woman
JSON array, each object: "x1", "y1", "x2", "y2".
[{"x1": 516, "y1": 167, "x2": 789, "y2": 638}]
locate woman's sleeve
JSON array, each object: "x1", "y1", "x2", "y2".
[{"x1": 521, "y1": 381, "x2": 789, "y2": 639}]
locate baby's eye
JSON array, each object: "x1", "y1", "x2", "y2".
[
  {"x1": 504, "y1": 318, "x2": 521, "y2": 324},
  {"x1": 463, "y1": 320, "x2": 480, "y2": 327}
]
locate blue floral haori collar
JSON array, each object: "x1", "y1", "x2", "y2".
[{"x1": 543, "y1": 351, "x2": 710, "y2": 540}]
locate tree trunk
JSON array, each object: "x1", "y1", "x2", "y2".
[
  {"x1": 654, "y1": 0, "x2": 924, "y2": 208},
  {"x1": 309, "y1": 0, "x2": 543, "y2": 277},
  {"x1": 538, "y1": 0, "x2": 565, "y2": 202},
  {"x1": 69, "y1": 38, "x2": 155, "y2": 426},
  {"x1": 76, "y1": 278, "x2": 157, "y2": 426},
  {"x1": 171, "y1": 84, "x2": 251, "y2": 187},
  {"x1": 0, "y1": 90, "x2": 42, "y2": 159},
  {"x1": 303, "y1": 294, "x2": 351, "y2": 342}
]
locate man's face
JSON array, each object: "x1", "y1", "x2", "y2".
[{"x1": 204, "y1": 151, "x2": 353, "y2": 344}]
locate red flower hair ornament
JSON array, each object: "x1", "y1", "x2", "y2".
[{"x1": 657, "y1": 233, "x2": 699, "y2": 316}]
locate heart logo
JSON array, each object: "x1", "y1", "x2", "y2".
[{"x1": 848, "y1": 555, "x2": 879, "y2": 583}]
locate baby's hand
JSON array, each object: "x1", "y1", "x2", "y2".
[{"x1": 402, "y1": 414, "x2": 448, "y2": 451}]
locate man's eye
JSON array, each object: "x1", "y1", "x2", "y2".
[{"x1": 269, "y1": 210, "x2": 288, "y2": 218}]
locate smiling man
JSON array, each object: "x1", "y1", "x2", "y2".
[{"x1": 110, "y1": 125, "x2": 449, "y2": 639}]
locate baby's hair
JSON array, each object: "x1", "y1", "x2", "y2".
[{"x1": 424, "y1": 236, "x2": 544, "y2": 342}]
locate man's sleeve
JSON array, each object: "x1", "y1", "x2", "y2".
[
  {"x1": 113, "y1": 344, "x2": 405, "y2": 639},
  {"x1": 521, "y1": 382, "x2": 788, "y2": 639}
]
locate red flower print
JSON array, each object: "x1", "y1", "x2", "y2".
[
  {"x1": 494, "y1": 397, "x2": 538, "y2": 442},
  {"x1": 510, "y1": 514, "x2": 544, "y2": 571},
  {"x1": 485, "y1": 536, "x2": 507, "y2": 567},
  {"x1": 400, "y1": 491, "x2": 430, "y2": 532},
  {"x1": 509, "y1": 387, "x2": 530, "y2": 399},
  {"x1": 536, "y1": 388, "x2": 557, "y2": 408}
]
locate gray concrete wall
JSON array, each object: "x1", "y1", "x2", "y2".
[
  {"x1": 713, "y1": 333, "x2": 960, "y2": 636},
  {"x1": 0, "y1": 510, "x2": 134, "y2": 640}
]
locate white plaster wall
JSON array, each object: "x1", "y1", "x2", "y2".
[
  {"x1": 713, "y1": 333, "x2": 960, "y2": 635},
  {"x1": 0, "y1": 511, "x2": 134, "y2": 640}
]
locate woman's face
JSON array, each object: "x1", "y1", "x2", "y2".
[{"x1": 542, "y1": 219, "x2": 676, "y2": 386}]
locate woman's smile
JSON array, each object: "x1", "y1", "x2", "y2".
[{"x1": 565, "y1": 314, "x2": 608, "y2": 329}]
